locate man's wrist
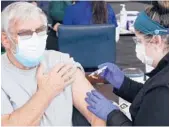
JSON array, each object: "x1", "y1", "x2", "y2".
[{"x1": 36, "y1": 89, "x2": 54, "y2": 103}]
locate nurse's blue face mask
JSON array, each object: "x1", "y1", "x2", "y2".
[{"x1": 134, "y1": 11, "x2": 169, "y2": 35}]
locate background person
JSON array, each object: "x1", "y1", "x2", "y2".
[{"x1": 63, "y1": 1, "x2": 117, "y2": 26}]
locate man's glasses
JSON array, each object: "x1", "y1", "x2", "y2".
[{"x1": 17, "y1": 25, "x2": 47, "y2": 40}]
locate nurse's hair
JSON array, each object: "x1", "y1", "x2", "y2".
[
  {"x1": 91, "y1": 1, "x2": 108, "y2": 24},
  {"x1": 1, "y1": 2, "x2": 47, "y2": 34},
  {"x1": 147, "y1": 1, "x2": 169, "y2": 28},
  {"x1": 137, "y1": 1, "x2": 169, "y2": 49}
]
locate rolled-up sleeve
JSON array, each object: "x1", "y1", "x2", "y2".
[
  {"x1": 47, "y1": 50, "x2": 84, "y2": 72},
  {"x1": 59, "y1": 52, "x2": 84, "y2": 72},
  {"x1": 1, "y1": 89, "x2": 13, "y2": 115}
]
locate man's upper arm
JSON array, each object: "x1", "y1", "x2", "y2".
[
  {"x1": 50, "y1": 51, "x2": 105, "y2": 125},
  {"x1": 72, "y1": 69, "x2": 106, "y2": 126}
]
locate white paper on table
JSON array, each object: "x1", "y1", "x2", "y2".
[{"x1": 113, "y1": 99, "x2": 132, "y2": 121}]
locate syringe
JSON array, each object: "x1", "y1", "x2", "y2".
[{"x1": 89, "y1": 66, "x2": 107, "y2": 77}]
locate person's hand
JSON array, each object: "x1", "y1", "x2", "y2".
[
  {"x1": 85, "y1": 90, "x2": 119, "y2": 121},
  {"x1": 53, "y1": 23, "x2": 61, "y2": 31},
  {"x1": 98, "y1": 62, "x2": 124, "y2": 89},
  {"x1": 37, "y1": 63, "x2": 77, "y2": 99}
]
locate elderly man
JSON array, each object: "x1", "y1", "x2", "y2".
[{"x1": 1, "y1": 2, "x2": 105, "y2": 126}]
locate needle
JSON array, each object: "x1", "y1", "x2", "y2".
[{"x1": 89, "y1": 66, "x2": 107, "y2": 76}]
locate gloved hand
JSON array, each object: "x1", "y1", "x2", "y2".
[
  {"x1": 98, "y1": 62, "x2": 124, "y2": 89},
  {"x1": 85, "y1": 90, "x2": 119, "y2": 121}
]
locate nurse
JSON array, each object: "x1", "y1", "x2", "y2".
[{"x1": 85, "y1": 1, "x2": 169, "y2": 126}]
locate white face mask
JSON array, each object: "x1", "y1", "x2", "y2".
[
  {"x1": 14, "y1": 33, "x2": 47, "y2": 68},
  {"x1": 135, "y1": 43, "x2": 154, "y2": 66}
]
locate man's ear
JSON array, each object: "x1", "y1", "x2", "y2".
[{"x1": 1, "y1": 32, "x2": 11, "y2": 50}]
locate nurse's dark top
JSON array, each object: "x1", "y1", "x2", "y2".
[
  {"x1": 107, "y1": 52, "x2": 169, "y2": 126},
  {"x1": 63, "y1": 1, "x2": 117, "y2": 26}
]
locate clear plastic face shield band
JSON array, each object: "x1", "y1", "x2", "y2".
[{"x1": 133, "y1": 11, "x2": 169, "y2": 66}]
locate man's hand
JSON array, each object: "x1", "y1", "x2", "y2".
[
  {"x1": 37, "y1": 63, "x2": 77, "y2": 100},
  {"x1": 72, "y1": 69, "x2": 106, "y2": 126}
]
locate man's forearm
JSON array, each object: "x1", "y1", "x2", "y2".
[
  {"x1": 72, "y1": 69, "x2": 106, "y2": 126},
  {"x1": 2, "y1": 90, "x2": 53, "y2": 126},
  {"x1": 31, "y1": 116, "x2": 42, "y2": 126}
]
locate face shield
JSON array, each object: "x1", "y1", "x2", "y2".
[
  {"x1": 133, "y1": 11, "x2": 169, "y2": 66},
  {"x1": 134, "y1": 11, "x2": 169, "y2": 36}
]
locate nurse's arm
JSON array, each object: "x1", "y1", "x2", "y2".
[
  {"x1": 133, "y1": 87, "x2": 169, "y2": 125},
  {"x1": 113, "y1": 76, "x2": 144, "y2": 103},
  {"x1": 107, "y1": 110, "x2": 132, "y2": 126},
  {"x1": 72, "y1": 69, "x2": 106, "y2": 126}
]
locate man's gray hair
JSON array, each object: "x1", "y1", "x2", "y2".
[{"x1": 1, "y1": 2, "x2": 47, "y2": 33}]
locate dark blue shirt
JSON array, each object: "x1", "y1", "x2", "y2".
[{"x1": 63, "y1": 1, "x2": 117, "y2": 26}]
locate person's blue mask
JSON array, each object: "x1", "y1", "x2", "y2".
[
  {"x1": 14, "y1": 33, "x2": 47, "y2": 68},
  {"x1": 15, "y1": 52, "x2": 44, "y2": 68}
]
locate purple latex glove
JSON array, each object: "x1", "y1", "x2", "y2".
[
  {"x1": 98, "y1": 62, "x2": 124, "y2": 89},
  {"x1": 85, "y1": 90, "x2": 119, "y2": 121}
]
